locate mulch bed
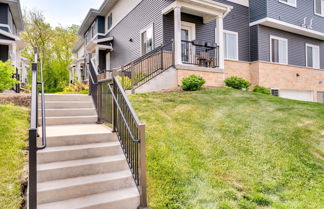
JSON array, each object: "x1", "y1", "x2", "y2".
[{"x1": 0, "y1": 93, "x2": 31, "y2": 107}]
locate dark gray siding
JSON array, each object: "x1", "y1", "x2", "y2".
[
  {"x1": 250, "y1": 25, "x2": 259, "y2": 61},
  {"x1": 0, "y1": 3, "x2": 9, "y2": 24},
  {"x1": 107, "y1": 0, "x2": 174, "y2": 69},
  {"x1": 0, "y1": 34, "x2": 14, "y2": 40},
  {"x1": 0, "y1": 45, "x2": 9, "y2": 62},
  {"x1": 257, "y1": 25, "x2": 324, "y2": 69},
  {"x1": 267, "y1": 0, "x2": 324, "y2": 33},
  {"x1": 163, "y1": 0, "x2": 250, "y2": 62},
  {"x1": 249, "y1": 0, "x2": 267, "y2": 22}
]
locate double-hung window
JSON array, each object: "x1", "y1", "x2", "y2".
[
  {"x1": 315, "y1": 0, "x2": 324, "y2": 16},
  {"x1": 270, "y1": 36, "x2": 288, "y2": 64},
  {"x1": 107, "y1": 13, "x2": 113, "y2": 31},
  {"x1": 306, "y1": 44, "x2": 320, "y2": 69},
  {"x1": 279, "y1": 0, "x2": 297, "y2": 7},
  {"x1": 141, "y1": 24, "x2": 154, "y2": 55},
  {"x1": 224, "y1": 30, "x2": 238, "y2": 60}
]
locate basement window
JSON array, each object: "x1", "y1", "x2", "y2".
[{"x1": 271, "y1": 89, "x2": 280, "y2": 97}]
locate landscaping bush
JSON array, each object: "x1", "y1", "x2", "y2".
[
  {"x1": 60, "y1": 80, "x2": 89, "y2": 94},
  {"x1": 224, "y1": 76, "x2": 251, "y2": 90},
  {"x1": 181, "y1": 75, "x2": 206, "y2": 91},
  {"x1": 117, "y1": 75, "x2": 132, "y2": 89},
  {"x1": 0, "y1": 61, "x2": 18, "y2": 92},
  {"x1": 253, "y1": 85, "x2": 270, "y2": 95}
]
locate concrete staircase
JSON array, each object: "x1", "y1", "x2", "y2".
[{"x1": 37, "y1": 94, "x2": 140, "y2": 209}]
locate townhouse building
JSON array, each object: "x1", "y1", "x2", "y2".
[
  {"x1": 0, "y1": 0, "x2": 27, "y2": 88},
  {"x1": 74, "y1": 0, "x2": 324, "y2": 103}
]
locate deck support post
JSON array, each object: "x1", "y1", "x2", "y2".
[{"x1": 174, "y1": 6, "x2": 182, "y2": 65}]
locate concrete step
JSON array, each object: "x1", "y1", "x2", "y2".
[
  {"x1": 38, "y1": 170, "x2": 135, "y2": 204},
  {"x1": 40, "y1": 108, "x2": 97, "y2": 117},
  {"x1": 38, "y1": 142, "x2": 122, "y2": 164},
  {"x1": 43, "y1": 94, "x2": 92, "y2": 102},
  {"x1": 37, "y1": 155, "x2": 128, "y2": 182},
  {"x1": 38, "y1": 124, "x2": 117, "y2": 147},
  {"x1": 45, "y1": 101, "x2": 94, "y2": 109},
  {"x1": 43, "y1": 116, "x2": 97, "y2": 126},
  {"x1": 38, "y1": 187, "x2": 140, "y2": 209}
]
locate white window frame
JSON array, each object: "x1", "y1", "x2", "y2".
[
  {"x1": 305, "y1": 43, "x2": 320, "y2": 69},
  {"x1": 270, "y1": 35, "x2": 288, "y2": 65},
  {"x1": 279, "y1": 0, "x2": 297, "y2": 8},
  {"x1": 314, "y1": 0, "x2": 324, "y2": 17},
  {"x1": 106, "y1": 12, "x2": 113, "y2": 32},
  {"x1": 140, "y1": 23, "x2": 154, "y2": 55},
  {"x1": 224, "y1": 30, "x2": 239, "y2": 61}
]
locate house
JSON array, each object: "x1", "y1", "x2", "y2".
[
  {"x1": 0, "y1": 0, "x2": 27, "y2": 89},
  {"x1": 69, "y1": 38, "x2": 87, "y2": 84},
  {"x1": 75, "y1": 0, "x2": 324, "y2": 103}
]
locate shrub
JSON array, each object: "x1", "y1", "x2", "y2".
[
  {"x1": 253, "y1": 85, "x2": 270, "y2": 95},
  {"x1": 224, "y1": 77, "x2": 251, "y2": 90},
  {"x1": 181, "y1": 75, "x2": 206, "y2": 91},
  {"x1": 117, "y1": 75, "x2": 132, "y2": 89},
  {"x1": 0, "y1": 61, "x2": 18, "y2": 92}
]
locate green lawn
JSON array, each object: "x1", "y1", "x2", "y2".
[
  {"x1": 129, "y1": 88, "x2": 324, "y2": 209},
  {"x1": 0, "y1": 105, "x2": 29, "y2": 209}
]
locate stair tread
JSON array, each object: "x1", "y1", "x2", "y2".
[
  {"x1": 38, "y1": 155, "x2": 126, "y2": 171},
  {"x1": 38, "y1": 170, "x2": 132, "y2": 192},
  {"x1": 43, "y1": 108, "x2": 96, "y2": 111},
  {"x1": 44, "y1": 115, "x2": 97, "y2": 119},
  {"x1": 39, "y1": 142, "x2": 120, "y2": 153},
  {"x1": 38, "y1": 187, "x2": 139, "y2": 209},
  {"x1": 38, "y1": 124, "x2": 112, "y2": 137}
]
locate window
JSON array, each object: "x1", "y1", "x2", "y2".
[
  {"x1": 141, "y1": 24, "x2": 154, "y2": 55},
  {"x1": 107, "y1": 13, "x2": 113, "y2": 30},
  {"x1": 306, "y1": 44, "x2": 320, "y2": 69},
  {"x1": 270, "y1": 36, "x2": 288, "y2": 64},
  {"x1": 279, "y1": 0, "x2": 297, "y2": 7},
  {"x1": 224, "y1": 31, "x2": 238, "y2": 60},
  {"x1": 91, "y1": 22, "x2": 96, "y2": 38},
  {"x1": 85, "y1": 32, "x2": 89, "y2": 45},
  {"x1": 315, "y1": 0, "x2": 324, "y2": 16}
]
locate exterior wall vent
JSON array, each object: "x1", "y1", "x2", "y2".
[{"x1": 271, "y1": 89, "x2": 280, "y2": 97}]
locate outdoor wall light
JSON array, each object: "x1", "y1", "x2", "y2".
[
  {"x1": 129, "y1": 38, "x2": 133, "y2": 42},
  {"x1": 296, "y1": 73, "x2": 300, "y2": 77}
]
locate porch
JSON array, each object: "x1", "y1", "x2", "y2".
[{"x1": 162, "y1": 0, "x2": 232, "y2": 70}]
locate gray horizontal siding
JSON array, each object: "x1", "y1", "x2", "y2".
[
  {"x1": 267, "y1": 0, "x2": 324, "y2": 33},
  {"x1": 249, "y1": 0, "x2": 267, "y2": 22},
  {"x1": 257, "y1": 25, "x2": 324, "y2": 69},
  {"x1": 107, "y1": 0, "x2": 174, "y2": 69}
]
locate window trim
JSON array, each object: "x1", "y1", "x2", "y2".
[
  {"x1": 140, "y1": 23, "x2": 154, "y2": 55},
  {"x1": 314, "y1": 0, "x2": 324, "y2": 17},
  {"x1": 107, "y1": 12, "x2": 113, "y2": 32},
  {"x1": 270, "y1": 35, "x2": 288, "y2": 65},
  {"x1": 305, "y1": 43, "x2": 320, "y2": 69},
  {"x1": 224, "y1": 30, "x2": 239, "y2": 61},
  {"x1": 279, "y1": 0, "x2": 297, "y2": 8}
]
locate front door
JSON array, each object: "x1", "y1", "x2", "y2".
[{"x1": 181, "y1": 22, "x2": 196, "y2": 64}]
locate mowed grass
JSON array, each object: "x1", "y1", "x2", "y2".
[
  {"x1": 129, "y1": 88, "x2": 324, "y2": 209},
  {"x1": 0, "y1": 105, "x2": 29, "y2": 209}
]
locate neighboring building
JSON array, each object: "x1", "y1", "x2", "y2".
[
  {"x1": 70, "y1": 39, "x2": 87, "y2": 84},
  {"x1": 0, "y1": 0, "x2": 27, "y2": 88},
  {"x1": 75, "y1": 0, "x2": 324, "y2": 103}
]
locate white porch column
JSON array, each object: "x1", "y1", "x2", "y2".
[
  {"x1": 215, "y1": 15, "x2": 224, "y2": 69},
  {"x1": 174, "y1": 6, "x2": 182, "y2": 65},
  {"x1": 11, "y1": 43, "x2": 17, "y2": 67}
]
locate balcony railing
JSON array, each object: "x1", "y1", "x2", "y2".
[{"x1": 181, "y1": 40, "x2": 219, "y2": 68}]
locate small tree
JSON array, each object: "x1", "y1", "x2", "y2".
[{"x1": 0, "y1": 61, "x2": 18, "y2": 92}]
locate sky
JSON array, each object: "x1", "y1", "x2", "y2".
[{"x1": 20, "y1": 0, "x2": 104, "y2": 27}]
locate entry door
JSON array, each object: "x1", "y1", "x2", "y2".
[{"x1": 181, "y1": 22, "x2": 195, "y2": 63}]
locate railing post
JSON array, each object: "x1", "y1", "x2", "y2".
[
  {"x1": 160, "y1": 44, "x2": 164, "y2": 70},
  {"x1": 112, "y1": 78, "x2": 117, "y2": 132},
  {"x1": 97, "y1": 82, "x2": 103, "y2": 124},
  {"x1": 28, "y1": 128, "x2": 38, "y2": 209},
  {"x1": 171, "y1": 39, "x2": 175, "y2": 67},
  {"x1": 131, "y1": 62, "x2": 135, "y2": 94},
  {"x1": 139, "y1": 124, "x2": 147, "y2": 208},
  {"x1": 121, "y1": 65, "x2": 125, "y2": 89}
]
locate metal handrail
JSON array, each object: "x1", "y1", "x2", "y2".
[{"x1": 107, "y1": 81, "x2": 140, "y2": 143}]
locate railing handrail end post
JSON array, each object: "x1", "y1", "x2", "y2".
[{"x1": 139, "y1": 124, "x2": 148, "y2": 208}]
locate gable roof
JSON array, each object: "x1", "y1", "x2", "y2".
[
  {"x1": 0, "y1": 0, "x2": 24, "y2": 32},
  {"x1": 78, "y1": 0, "x2": 118, "y2": 36}
]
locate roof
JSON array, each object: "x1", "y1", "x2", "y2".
[
  {"x1": 78, "y1": 0, "x2": 118, "y2": 36},
  {"x1": 0, "y1": 0, "x2": 24, "y2": 32},
  {"x1": 71, "y1": 38, "x2": 84, "y2": 53}
]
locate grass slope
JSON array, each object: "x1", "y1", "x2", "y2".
[
  {"x1": 0, "y1": 105, "x2": 29, "y2": 209},
  {"x1": 129, "y1": 88, "x2": 324, "y2": 209}
]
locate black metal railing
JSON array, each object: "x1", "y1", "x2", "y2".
[
  {"x1": 95, "y1": 76, "x2": 147, "y2": 208},
  {"x1": 118, "y1": 40, "x2": 174, "y2": 92},
  {"x1": 28, "y1": 48, "x2": 47, "y2": 209},
  {"x1": 181, "y1": 40, "x2": 219, "y2": 68}
]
